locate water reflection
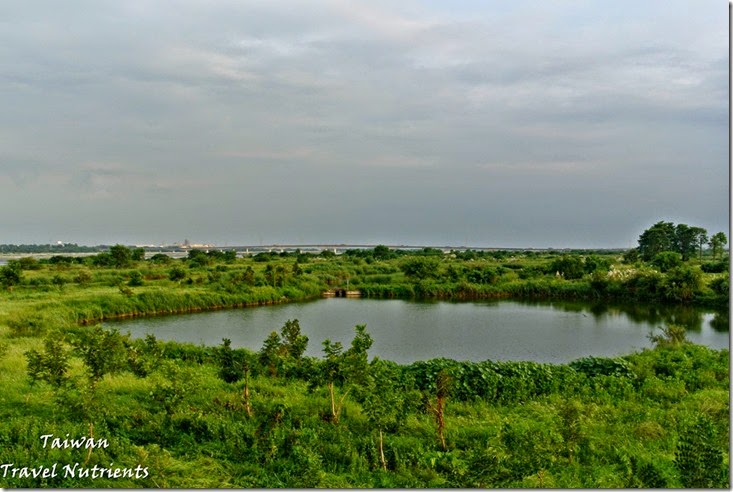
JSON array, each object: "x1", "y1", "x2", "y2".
[
  {"x1": 109, "y1": 298, "x2": 729, "y2": 364},
  {"x1": 509, "y1": 299, "x2": 727, "y2": 334},
  {"x1": 711, "y1": 311, "x2": 730, "y2": 333}
]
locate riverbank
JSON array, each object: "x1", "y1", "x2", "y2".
[{"x1": 0, "y1": 248, "x2": 728, "y2": 336}]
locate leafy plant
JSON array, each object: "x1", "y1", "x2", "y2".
[
  {"x1": 675, "y1": 415, "x2": 728, "y2": 488},
  {"x1": 25, "y1": 334, "x2": 70, "y2": 388}
]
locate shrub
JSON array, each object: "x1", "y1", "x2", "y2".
[
  {"x1": 651, "y1": 251, "x2": 682, "y2": 273},
  {"x1": 675, "y1": 415, "x2": 729, "y2": 488},
  {"x1": 700, "y1": 260, "x2": 728, "y2": 273},
  {"x1": 25, "y1": 335, "x2": 70, "y2": 388},
  {"x1": 128, "y1": 270, "x2": 144, "y2": 286}
]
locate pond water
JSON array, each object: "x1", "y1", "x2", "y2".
[{"x1": 106, "y1": 298, "x2": 729, "y2": 364}]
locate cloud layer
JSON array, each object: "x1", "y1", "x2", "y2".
[{"x1": 1, "y1": 0, "x2": 727, "y2": 247}]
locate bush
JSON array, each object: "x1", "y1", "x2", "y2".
[
  {"x1": 128, "y1": 270, "x2": 144, "y2": 286},
  {"x1": 550, "y1": 255, "x2": 584, "y2": 279},
  {"x1": 652, "y1": 251, "x2": 682, "y2": 273},
  {"x1": 700, "y1": 260, "x2": 728, "y2": 273},
  {"x1": 25, "y1": 335, "x2": 71, "y2": 388}
]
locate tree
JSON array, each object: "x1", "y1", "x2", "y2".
[
  {"x1": 216, "y1": 338, "x2": 241, "y2": 383},
  {"x1": 258, "y1": 331, "x2": 282, "y2": 377},
  {"x1": 709, "y1": 232, "x2": 727, "y2": 260},
  {"x1": 637, "y1": 221, "x2": 676, "y2": 261},
  {"x1": 316, "y1": 324, "x2": 373, "y2": 424},
  {"x1": 373, "y1": 245, "x2": 394, "y2": 260},
  {"x1": 256, "y1": 320, "x2": 310, "y2": 378},
  {"x1": 320, "y1": 338, "x2": 345, "y2": 423},
  {"x1": 400, "y1": 257, "x2": 440, "y2": 280},
  {"x1": 637, "y1": 221, "x2": 708, "y2": 262},
  {"x1": 359, "y1": 358, "x2": 405, "y2": 470},
  {"x1": 109, "y1": 244, "x2": 132, "y2": 268},
  {"x1": 0, "y1": 263, "x2": 22, "y2": 289},
  {"x1": 279, "y1": 319, "x2": 308, "y2": 360},
  {"x1": 673, "y1": 224, "x2": 697, "y2": 261},
  {"x1": 131, "y1": 248, "x2": 145, "y2": 261},
  {"x1": 72, "y1": 326, "x2": 129, "y2": 385},
  {"x1": 25, "y1": 335, "x2": 70, "y2": 388},
  {"x1": 690, "y1": 227, "x2": 708, "y2": 262},
  {"x1": 187, "y1": 249, "x2": 209, "y2": 268}
]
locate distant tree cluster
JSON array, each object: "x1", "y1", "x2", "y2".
[
  {"x1": 635, "y1": 221, "x2": 727, "y2": 262},
  {"x1": 0, "y1": 243, "x2": 101, "y2": 253}
]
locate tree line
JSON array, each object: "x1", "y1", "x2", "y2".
[{"x1": 633, "y1": 221, "x2": 727, "y2": 262}]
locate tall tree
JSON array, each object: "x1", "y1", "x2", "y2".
[
  {"x1": 709, "y1": 232, "x2": 728, "y2": 260},
  {"x1": 692, "y1": 228, "x2": 708, "y2": 262},
  {"x1": 637, "y1": 221, "x2": 676, "y2": 261},
  {"x1": 674, "y1": 224, "x2": 697, "y2": 261},
  {"x1": 279, "y1": 319, "x2": 309, "y2": 360}
]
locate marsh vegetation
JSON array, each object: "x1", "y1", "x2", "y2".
[{"x1": 0, "y1": 226, "x2": 728, "y2": 487}]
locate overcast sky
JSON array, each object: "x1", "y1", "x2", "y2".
[{"x1": 1, "y1": 0, "x2": 728, "y2": 248}]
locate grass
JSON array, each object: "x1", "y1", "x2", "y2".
[{"x1": 0, "y1": 250, "x2": 728, "y2": 487}]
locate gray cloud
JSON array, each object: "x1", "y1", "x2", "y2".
[{"x1": 0, "y1": 0, "x2": 726, "y2": 247}]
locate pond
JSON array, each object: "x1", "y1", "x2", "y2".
[{"x1": 106, "y1": 298, "x2": 729, "y2": 364}]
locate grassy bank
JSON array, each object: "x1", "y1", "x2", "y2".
[
  {"x1": 0, "y1": 247, "x2": 728, "y2": 487},
  {"x1": 0, "y1": 247, "x2": 727, "y2": 335},
  {"x1": 0, "y1": 321, "x2": 728, "y2": 487}
]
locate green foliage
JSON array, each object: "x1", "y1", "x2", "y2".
[
  {"x1": 73, "y1": 270, "x2": 93, "y2": 285},
  {"x1": 373, "y1": 245, "x2": 395, "y2": 260},
  {"x1": 637, "y1": 221, "x2": 677, "y2": 261},
  {"x1": 216, "y1": 338, "x2": 243, "y2": 383},
  {"x1": 148, "y1": 253, "x2": 172, "y2": 264},
  {"x1": 168, "y1": 266, "x2": 187, "y2": 281},
  {"x1": 709, "y1": 275, "x2": 729, "y2": 297},
  {"x1": 0, "y1": 263, "x2": 22, "y2": 288},
  {"x1": 663, "y1": 265, "x2": 702, "y2": 302},
  {"x1": 258, "y1": 331, "x2": 282, "y2": 376},
  {"x1": 583, "y1": 254, "x2": 611, "y2": 274},
  {"x1": 400, "y1": 257, "x2": 440, "y2": 280},
  {"x1": 569, "y1": 356, "x2": 633, "y2": 378},
  {"x1": 637, "y1": 221, "x2": 710, "y2": 262},
  {"x1": 17, "y1": 257, "x2": 41, "y2": 270},
  {"x1": 24, "y1": 335, "x2": 70, "y2": 388},
  {"x1": 109, "y1": 244, "x2": 133, "y2": 268},
  {"x1": 279, "y1": 319, "x2": 309, "y2": 361},
  {"x1": 2, "y1": 318, "x2": 729, "y2": 488},
  {"x1": 675, "y1": 415, "x2": 729, "y2": 488},
  {"x1": 131, "y1": 248, "x2": 146, "y2": 261},
  {"x1": 700, "y1": 260, "x2": 728, "y2": 273},
  {"x1": 708, "y1": 232, "x2": 727, "y2": 260},
  {"x1": 71, "y1": 326, "x2": 130, "y2": 383},
  {"x1": 127, "y1": 270, "x2": 144, "y2": 287},
  {"x1": 0, "y1": 238, "x2": 729, "y2": 486},
  {"x1": 550, "y1": 255, "x2": 584, "y2": 279},
  {"x1": 652, "y1": 251, "x2": 682, "y2": 272}
]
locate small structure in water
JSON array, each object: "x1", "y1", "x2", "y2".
[{"x1": 323, "y1": 289, "x2": 361, "y2": 298}]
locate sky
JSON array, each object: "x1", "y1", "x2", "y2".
[{"x1": 1, "y1": 0, "x2": 728, "y2": 249}]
